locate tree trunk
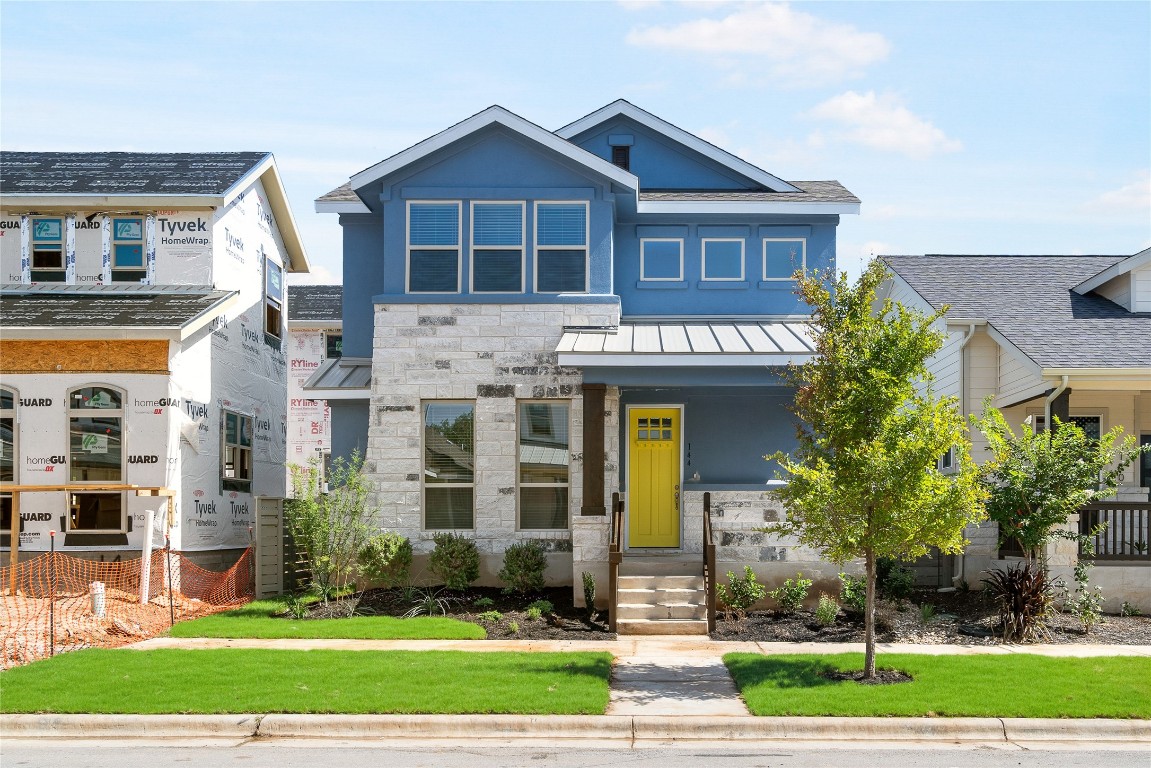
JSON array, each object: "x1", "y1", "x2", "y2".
[{"x1": 864, "y1": 547, "x2": 877, "y2": 679}]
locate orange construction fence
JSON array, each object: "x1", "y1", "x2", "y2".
[{"x1": 1, "y1": 547, "x2": 253, "y2": 669}]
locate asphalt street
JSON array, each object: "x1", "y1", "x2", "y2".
[{"x1": 4, "y1": 739, "x2": 1150, "y2": 768}]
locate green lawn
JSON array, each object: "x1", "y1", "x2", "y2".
[
  {"x1": 0, "y1": 649, "x2": 611, "y2": 714},
  {"x1": 169, "y1": 598, "x2": 486, "y2": 640},
  {"x1": 725, "y1": 653, "x2": 1151, "y2": 719}
]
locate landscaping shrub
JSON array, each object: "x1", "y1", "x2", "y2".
[
  {"x1": 876, "y1": 558, "x2": 916, "y2": 601},
  {"x1": 477, "y1": 610, "x2": 503, "y2": 622},
  {"x1": 982, "y1": 563, "x2": 1055, "y2": 642},
  {"x1": 498, "y1": 541, "x2": 547, "y2": 595},
  {"x1": 429, "y1": 533, "x2": 480, "y2": 591},
  {"x1": 717, "y1": 566, "x2": 766, "y2": 620},
  {"x1": 838, "y1": 573, "x2": 866, "y2": 614},
  {"x1": 1063, "y1": 540, "x2": 1105, "y2": 633},
  {"x1": 526, "y1": 599, "x2": 554, "y2": 615},
  {"x1": 525, "y1": 607, "x2": 543, "y2": 621},
  {"x1": 768, "y1": 573, "x2": 813, "y2": 614},
  {"x1": 403, "y1": 586, "x2": 457, "y2": 618},
  {"x1": 357, "y1": 531, "x2": 412, "y2": 588},
  {"x1": 582, "y1": 571, "x2": 597, "y2": 618},
  {"x1": 815, "y1": 593, "x2": 839, "y2": 626}
]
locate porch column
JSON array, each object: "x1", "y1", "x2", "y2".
[
  {"x1": 581, "y1": 383, "x2": 606, "y2": 516},
  {"x1": 1049, "y1": 388, "x2": 1072, "y2": 428}
]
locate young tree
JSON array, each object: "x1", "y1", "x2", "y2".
[
  {"x1": 767, "y1": 261, "x2": 986, "y2": 678},
  {"x1": 973, "y1": 406, "x2": 1146, "y2": 563},
  {"x1": 285, "y1": 450, "x2": 375, "y2": 609}
]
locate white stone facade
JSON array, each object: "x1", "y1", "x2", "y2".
[{"x1": 367, "y1": 301, "x2": 620, "y2": 589}]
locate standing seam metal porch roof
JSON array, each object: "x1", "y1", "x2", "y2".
[{"x1": 556, "y1": 321, "x2": 816, "y2": 366}]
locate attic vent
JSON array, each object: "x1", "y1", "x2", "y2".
[{"x1": 611, "y1": 145, "x2": 630, "y2": 171}]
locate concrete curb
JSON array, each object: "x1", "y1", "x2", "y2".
[{"x1": 5, "y1": 714, "x2": 1150, "y2": 743}]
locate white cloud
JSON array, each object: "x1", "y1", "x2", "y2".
[
  {"x1": 626, "y1": 3, "x2": 890, "y2": 87},
  {"x1": 287, "y1": 263, "x2": 340, "y2": 286},
  {"x1": 806, "y1": 91, "x2": 962, "y2": 159},
  {"x1": 1083, "y1": 171, "x2": 1151, "y2": 213}
]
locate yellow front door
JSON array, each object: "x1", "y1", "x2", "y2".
[{"x1": 628, "y1": 407, "x2": 680, "y2": 548}]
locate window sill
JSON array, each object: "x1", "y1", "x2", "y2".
[
  {"x1": 758, "y1": 280, "x2": 799, "y2": 290},
  {"x1": 697, "y1": 281, "x2": 749, "y2": 290},
  {"x1": 635, "y1": 280, "x2": 687, "y2": 290}
]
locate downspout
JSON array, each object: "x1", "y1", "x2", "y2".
[
  {"x1": 953, "y1": 323, "x2": 977, "y2": 588},
  {"x1": 1044, "y1": 375, "x2": 1070, "y2": 429}
]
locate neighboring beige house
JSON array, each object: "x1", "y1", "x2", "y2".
[{"x1": 884, "y1": 250, "x2": 1151, "y2": 610}]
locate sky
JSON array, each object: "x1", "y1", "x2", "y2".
[{"x1": 2, "y1": 1, "x2": 1148, "y2": 285}]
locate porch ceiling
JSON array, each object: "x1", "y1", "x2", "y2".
[{"x1": 557, "y1": 320, "x2": 816, "y2": 367}]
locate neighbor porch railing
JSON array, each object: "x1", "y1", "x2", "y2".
[
  {"x1": 608, "y1": 492, "x2": 623, "y2": 632},
  {"x1": 703, "y1": 491, "x2": 717, "y2": 632},
  {"x1": 1079, "y1": 502, "x2": 1151, "y2": 563}
]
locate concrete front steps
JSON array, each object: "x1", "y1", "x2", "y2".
[{"x1": 616, "y1": 557, "x2": 709, "y2": 635}]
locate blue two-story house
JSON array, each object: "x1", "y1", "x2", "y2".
[{"x1": 311, "y1": 101, "x2": 859, "y2": 632}]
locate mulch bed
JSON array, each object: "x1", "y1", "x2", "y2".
[
  {"x1": 291, "y1": 584, "x2": 1151, "y2": 646},
  {"x1": 301, "y1": 586, "x2": 616, "y2": 641},
  {"x1": 711, "y1": 587, "x2": 1151, "y2": 646},
  {"x1": 822, "y1": 668, "x2": 914, "y2": 685}
]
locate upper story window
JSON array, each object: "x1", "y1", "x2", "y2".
[
  {"x1": 702, "y1": 239, "x2": 744, "y2": 281},
  {"x1": 265, "y1": 252, "x2": 284, "y2": 341},
  {"x1": 112, "y1": 217, "x2": 146, "y2": 282},
  {"x1": 325, "y1": 333, "x2": 343, "y2": 359},
  {"x1": 408, "y1": 202, "x2": 461, "y2": 293},
  {"x1": 535, "y1": 202, "x2": 588, "y2": 293},
  {"x1": 68, "y1": 386, "x2": 124, "y2": 483},
  {"x1": 763, "y1": 238, "x2": 806, "y2": 281},
  {"x1": 471, "y1": 202, "x2": 524, "y2": 293},
  {"x1": 222, "y1": 410, "x2": 253, "y2": 493},
  {"x1": 640, "y1": 239, "x2": 683, "y2": 281},
  {"x1": 31, "y1": 217, "x2": 66, "y2": 283}
]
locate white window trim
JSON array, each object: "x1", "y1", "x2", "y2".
[
  {"x1": 516, "y1": 400, "x2": 572, "y2": 532},
  {"x1": 421, "y1": 400, "x2": 476, "y2": 531},
  {"x1": 762, "y1": 237, "x2": 807, "y2": 281},
  {"x1": 406, "y1": 200, "x2": 463, "y2": 294},
  {"x1": 221, "y1": 409, "x2": 254, "y2": 493},
  {"x1": 534, "y1": 200, "x2": 590, "y2": 294},
  {"x1": 639, "y1": 238, "x2": 684, "y2": 282},
  {"x1": 469, "y1": 200, "x2": 526, "y2": 294},
  {"x1": 66, "y1": 385, "x2": 127, "y2": 534},
  {"x1": 701, "y1": 238, "x2": 745, "y2": 281}
]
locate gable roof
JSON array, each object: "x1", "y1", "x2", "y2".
[
  {"x1": 344, "y1": 105, "x2": 638, "y2": 197},
  {"x1": 883, "y1": 254, "x2": 1151, "y2": 370},
  {"x1": 288, "y1": 284, "x2": 342, "y2": 324},
  {"x1": 556, "y1": 99, "x2": 800, "y2": 193},
  {"x1": 0, "y1": 151, "x2": 310, "y2": 273},
  {"x1": 1072, "y1": 246, "x2": 1151, "y2": 295}
]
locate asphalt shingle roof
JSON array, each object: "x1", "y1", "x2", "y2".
[
  {"x1": 0, "y1": 284, "x2": 234, "y2": 328},
  {"x1": 287, "y1": 285, "x2": 342, "y2": 323},
  {"x1": 639, "y1": 181, "x2": 859, "y2": 204},
  {"x1": 0, "y1": 152, "x2": 269, "y2": 196},
  {"x1": 883, "y1": 255, "x2": 1151, "y2": 369}
]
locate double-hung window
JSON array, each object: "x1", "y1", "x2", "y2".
[
  {"x1": 222, "y1": 410, "x2": 253, "y2": 492},
  {"x1": 265, "y1": 252, "x2": 284, "y2": 342},
  {"x1": 471, "y1": 202, "x2": 524, "y2": 293},
  {"x1": 31, "y1": 218, "x2": 66, "y2": 282},
  {"x1": 408, "y1": 202, "x2": 461, "y2": 293},
  {"x1": 535, "y1": 202, "x2": 588, "y2": 293},
  {"x1": 423, "y1": 402, "x2": 475, "y2": 529},
  {"x1": 112, "y1": 217, "x2": 146, "y2": 282},
  {"x1": 762, "y1": 238, "x2": 806, "y2": 281},
  {"x1": 518, "y1": 402, "x2": 570, "y2": 530},
  {"x1": 68, "y1": 386, "x2": 125, "y2": 533},
  {"x1": 640, "y1": 239, "x2": 683, "y2": 281},
  {"x1": 702, "y1": 239, "x2": 744, "y2": 281}
]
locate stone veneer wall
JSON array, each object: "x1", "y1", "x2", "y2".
[{"x1": 368, "y1": 302, "x2": 619, "y2": 592}]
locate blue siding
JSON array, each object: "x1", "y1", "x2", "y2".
[
  {"x1": 330, "y1": 400, "x2": 369, "y2": 467},
  {"x1": 339, "y1": 212, "x2": 384, "y2": 358},
  {"x1": 620, "y1": 386, "x2": 797, "y2": 487}
]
